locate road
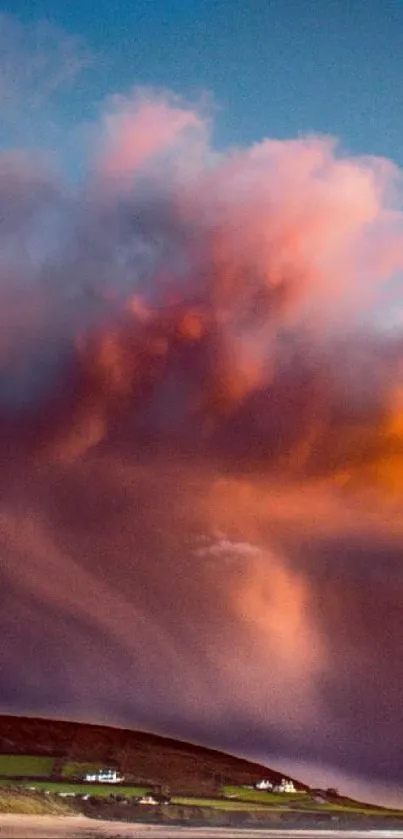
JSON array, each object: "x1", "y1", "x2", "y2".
[{"x1": 1, "y1": 815, "x2": 403, "y2": 839}]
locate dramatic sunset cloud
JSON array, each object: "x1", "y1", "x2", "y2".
[{"x1": 1, "y1": 83, "x2": 403, "y2": 806}]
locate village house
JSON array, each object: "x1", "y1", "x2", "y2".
[
  {"x1": 255, "y1": 777, "x2": 298, "y2": 793},
  {"x1": 274, "y1": 778, "x2": 298, "y2": 793},
  {"x1": 84, "y1": 768, "x2": 124, "y2": 783},
  {"x1": 255, "y1": 779, "x2": 273, "y2": 790}
]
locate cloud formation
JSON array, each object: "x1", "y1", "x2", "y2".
[
  {"x1": 1, "y1": 90, "x2": 403, "y2": 486},
  {"x1": 0, "y1": 13, "x2": 92, "y2": 152},
  {"x1": 1, "y1": 80, "x2": 403, "y2": 804}
]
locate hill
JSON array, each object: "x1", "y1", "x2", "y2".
[{"x1": 0, "y1": 715, "x2": 304, "y2": 795}]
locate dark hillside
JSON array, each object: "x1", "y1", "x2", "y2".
[{"x1": 0, "y1": 715, "x2": 305, "y2": 794}]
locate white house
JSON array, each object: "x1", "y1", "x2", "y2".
[
  {"x1": 84, "y1": 768, "x2": 123, "y2": 784},
  {"x1": 274, "y1": 778, "x2": 297, "y2": 793},
  {"x1": 255, "y1": 779, "x2": 273, "y2": 790}
]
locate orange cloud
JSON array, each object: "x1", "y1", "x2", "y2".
[
  {"x1": 1, "y1": 92, "x2": 403, "y2": 493},
  {"x1": 232, "y1": 548, "x2": 326, "y2": 685}
]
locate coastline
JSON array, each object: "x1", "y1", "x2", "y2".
[{"x1": 1, "y1": 812, "x2": 403, "y2": 838}]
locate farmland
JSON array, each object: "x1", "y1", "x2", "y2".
[
  {"x1": 223, "y1": 785, "x2": 306, "y2": 804},
  {"x1": 0, "y1": 755, "x2": 399, "y2": 818},
  {"x1": 61, "y1": 761, "x2": 101, "y2": 779},
  {"x1": 0, "y1": 777, "x2": 397, "y2": 820},
  {"x1": 0, "y1": 753, "x2": 152, "y2": 799},
  {"x1": 0, "y1": 780, "x2": 151, "y2": 797},
  {"x1": 1, "y1": 756, "x2": 395, "y2": 819},
  {"x1": 171, "y1": 795, "x2": 283, "y2": 811},
  {"x1": 0, "y1": 755, "x2": 54, "y2": 777},
  {"x1": 220, "y1": 786, "x2": 403, "y2": 818}
]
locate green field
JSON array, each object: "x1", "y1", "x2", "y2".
[
  {"x1": 0, "y1": 754, "x2": 401, "y2": 819},
  {"x1": 223, "y1": 785, "x2": 307, "y2": 804},
  {"x1": 0, "y1": 756, "x2": 54, "y2": 777},
  {"x1": 173, "y1": 793, "x2": 403, "y2": 818},
  {"x1": 61, "y1": 761, "x2": 103, "y2": 779},
  {"x1": 0, "y1": 780, "x2": 151, "y2": 797},
  {"x1": 172, "y1": 796, "x2": 285, "y2": 811},
  {"x1": 222, "y1": 786, "x2": 403, "y2": 818}
]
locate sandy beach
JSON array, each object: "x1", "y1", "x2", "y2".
[{"x1": 1, "y1": 815, "x2": 403, "y2": 839}]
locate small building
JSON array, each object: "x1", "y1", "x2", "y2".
[
  {"x1": 255, "y1": 779, "x2": 273, "y2": 790},
  {"x1": 273, "y1": 778, "x2": 297, "y2": 793},
  {"x1": 84, "y1": 768, "x2": 123, "y2": 784}
]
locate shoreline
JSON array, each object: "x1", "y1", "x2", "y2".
[{"x1": 1, "y1": 813, "x2": 403, "y2": 838}]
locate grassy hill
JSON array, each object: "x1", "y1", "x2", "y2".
[
  {"x1": 0, "y1": 714, "x2": 302, "y2": 795},
  {"x1": 0, "y1": 714, "x2": 400, "y2": 827}
]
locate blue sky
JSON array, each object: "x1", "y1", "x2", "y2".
[{"x1": 2, "y1": 0, "x2": 403, "y2": 166}]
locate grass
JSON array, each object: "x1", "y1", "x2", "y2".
[
  {"x1": 0, "y1": 754, "x2": 401, "y2": 821},
  {"x1": 223, "y1": 785, "x2": 307, "y2": 804},
  {"x1": 0, "y1": 780, "x2": 151, "y2": 796},
  {"x1": 61, "y1": 761, "x2": 104, "y2": 779},
  {"x1": 172, "y1": 795, "x2": 403, "y2": 821},
  {"x1": 221, "y1": 787, "x2": 403, "y2": 818},
  {"x1": 0, "y1": 755, "x2": 54, "y2": 777},
  {"x1": 0, "y1": 790, "x2": 71, "y2": 815},
  {"x1": 171, "y1": 796, "x2": 285, "y2": 811}
]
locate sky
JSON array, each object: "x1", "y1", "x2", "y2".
[
  {"x1": 1, "y1": 0, "x2": 403, "y2": 809},
  {"x1": 2, "y1": 0, "x2": 403, "y2": 163}
]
